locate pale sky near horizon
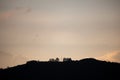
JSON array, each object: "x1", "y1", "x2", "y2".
[{"x1": 0, "y1": 0, "x2": 120, "y2": 68}]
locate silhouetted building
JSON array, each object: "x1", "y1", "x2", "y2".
[
  {"x1": 63, "y1": 58, "x2": 72, "y2": 62},
  {"x1": 49, "y1": 58, "x2": 60, "y2": 62},
  {"x1": 49, "y1": 58, "x2": 55, "y2": 62}
]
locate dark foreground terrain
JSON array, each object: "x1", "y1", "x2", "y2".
[{"x1": 0, "y1": 58, "x2": 120, "y2": 80}]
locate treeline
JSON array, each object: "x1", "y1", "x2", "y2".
[{"x1": 0, "y1": 58, "x2": 120, "y2": 80}]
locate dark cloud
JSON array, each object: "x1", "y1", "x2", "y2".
[
  {"x1": 15, "y1": 6, "x2": 32, "y2": 13},
  {"x1": 26, "y1": 8, "x2": 32, "y2": 13}
]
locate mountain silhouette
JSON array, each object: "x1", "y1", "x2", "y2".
[{"x1": 0, "y1": 58, "x2": 120, "y2": 80}]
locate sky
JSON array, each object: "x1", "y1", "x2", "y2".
[{"x1": 0, "y1": 0, "x2": 120, "y2": 68}]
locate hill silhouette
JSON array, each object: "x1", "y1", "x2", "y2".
[{"x1": 0, "y1": 58, "x2": 120, "y2": 80}]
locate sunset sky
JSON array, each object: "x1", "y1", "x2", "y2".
[{"x1": 0, "y1": 0, "x2": 120, "y2": 68}]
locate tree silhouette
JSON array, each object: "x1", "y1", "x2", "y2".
[{"x1": 55, "y1": 57, "x2": 59, "y2": 62}]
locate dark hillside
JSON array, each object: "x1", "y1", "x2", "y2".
[{"x1": 0, "y1": 58, "x2": 120, "y2": 80}]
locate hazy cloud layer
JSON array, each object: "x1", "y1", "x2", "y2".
[
  {"x1": 98, "y1": 51, "x2": 120, "y2": 62},
  {"x1": 0, "y1": 7, "x2": 31, "y2": 21},
  {"x1": 0, "y1": 51, "x2": 27, "y2": 68},
  {"x1": 0, "y1": 0, "x2": 120, "y2": 67}
]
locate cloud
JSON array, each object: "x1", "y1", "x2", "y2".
[
  {"x1": 0, "y1": 51, "x2": 27, "y2": 68},
  {"x1": 0, "y1": 10, "x2": 15, "y2": 20},
  {"x1": 98, "y1": 51, "x2": 120, "y2": 62},
  {"x1": 0, "y1": 7, "x2": 31, "y2": 21},
  {"x1": 25, "y1": 8, "x2": 32, "y2": 13}
]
